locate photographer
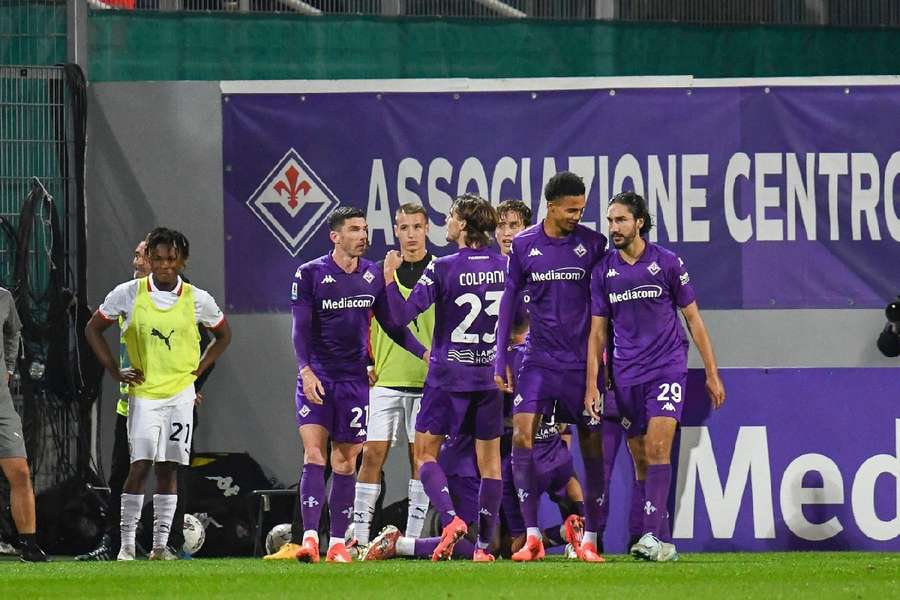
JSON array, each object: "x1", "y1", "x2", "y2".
[{"x1": 876, "y1": 297, "x2": 900, "y2": 357}]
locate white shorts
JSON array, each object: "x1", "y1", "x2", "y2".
[
  {"x1": 366, "y1": 386, "x2": 422, "y2": 445},
  {"x1": 127, "y1": 385, "x2": 195, "y2": 465}
]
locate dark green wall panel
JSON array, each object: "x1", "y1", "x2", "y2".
[{"x1": 88, "y1": 12, "x2": 900, "y2": 81}]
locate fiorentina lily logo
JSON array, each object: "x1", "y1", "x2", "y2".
[{"x1": 246, "y1": 148, "x2": 341, "y2": 256}]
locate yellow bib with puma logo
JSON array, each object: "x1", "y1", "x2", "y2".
[{"x1": 124, "y1": 277, "x2": 200, "y2": 399}]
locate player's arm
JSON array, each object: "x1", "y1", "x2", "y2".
[
  {"x1": 372, "y1": 291, "x2": 428, "y2": 361},
  {"x1": 494, "y1": 246, "x2": 525, "y2": 392},
  {"x1": 381, "y1": 250, "x2": 433, "y2": 328},
  {"x1": 195, "y1": 320, "x2": 230, "y2": 379},
  {"x1": 585, "y1": 315, "x2": 608, "y2": 420},
  {"x1": 3, "y1": 293, "x2": 21, "y2": 384},
  {"x1": 681, "y1": 302, "x2": 725, "y2": 409},
  {"x1": 291, "y1": 267, "x2": 325, "y2": 404},
  {"x1": 85, "y1": 311, "x2": 143, "y2": 385}
]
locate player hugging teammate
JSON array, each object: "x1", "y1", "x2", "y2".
[{"x1": 286, "y1": 175, "x2": 724, "y2": 564}]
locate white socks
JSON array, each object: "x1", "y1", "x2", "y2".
[
  {"x1": 120, "y1": 493, "x2": 144, "y2": 550},
  {"x1": 303, "y1": 529, "x2": 319, "y2": 543},
  {"x1": 152, "y1": 494, "x2": 178, "y2": 550},
  {"x1": 396, "y1": 536, "x2": 415, "y2": 556},
  {"x1": 405, "y1": 479, "x2": 429, "y2": 539},
  {"x1": 583, "y1": 531, "x2": 598, "y2": 546},
  {"x1": 352, "y1": 482, "x2": 381, "y2": 545},
  {"x1": 526, "y1": 526, "x2": 542, "y2": 539}
]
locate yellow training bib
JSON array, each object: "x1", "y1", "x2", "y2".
[{"x1": 124, "y1": 278, "x2": 200, "y2": 399}]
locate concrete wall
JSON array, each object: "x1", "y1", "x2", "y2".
[{"x1": 85, "y1": 81, "x2": 897, "y2": 503}]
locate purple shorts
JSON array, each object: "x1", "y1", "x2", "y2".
[
  {"x1": 416, "y1": 385, "x2": 503, "y2": 440},
  {"x1": 513, "y1": 365, "x2": 600, "y2": 431},
  {"x1": 447, "y1": 475, "x2": 480, "y2": 526},
  {"x1": 614, "y1": 372, "x2": 687, "y2": 438},
  {"x1": 500, "y1": 434, "x2": 575, "y2": 536},
  {"x1": 296, "y1": 377, "x2": 368, "y2": 444}
]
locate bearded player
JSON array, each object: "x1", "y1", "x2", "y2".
[
  {"x1": 586, "y1": 192, "x2": 725, "y2": 562},
  {"x1": 291, "y1": 207, "x2": 428, "y2": 563}
]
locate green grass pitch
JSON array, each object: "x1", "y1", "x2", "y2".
[{"x1": 1, "y1": 553, "x2": 897, "y2": 599}]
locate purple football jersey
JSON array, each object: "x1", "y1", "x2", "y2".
[
  {"x1": 292, "y1": 253, "x2": 425, "y2": 382},
  {"x1": 387, "y1": 246, "x2": 507, "y2": 392},
  {"x1": 590, "y1": 242, "x2": 696, "y2": 386},
  {"x1": 495, "y1": 223, "x2": 607, "y2": 375}
]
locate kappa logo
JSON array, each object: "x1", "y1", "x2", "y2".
[
  {"x1": 648, "y1": 261, "x2": 661, "y2": 275},
  {"x1": 644, "y1": 501, "x2": 657, "y2": 515},
  {"x1": 607, "y1": 268, "x2": 619, "y2": 278},
  {"x1": 574, "y1": 243, "x2": 587, "y2": 257},
  {"x1": 299, "y1": 405, "x2": 311, "y2": 418},
  {"x1": 479, "y1": 508, "x2": 493, "y2": 517},
  {"x1": 322, "y1": 274, "x2": 336, "y2": 284},
  {"x1": 363, "y1": 271, "x2": 375, "y2": 284},
  {"x1": 440, "y1": 486, "x2": 450, "y2": 494},
  {"x1": 246, "y1": 148, "x2": 341, "y2": 257},
  {"x1": 528, "y1": 247, "x2": 543, "y2": 257},
  {"x1": 205, "y1": 476, "x2": 241, "y2": 497},
  {"x1": 597, "y1": 493, "x2": 606, "y2": 506},
  {"x1": 517, "y1": 489, "x2": 529, "y2": 503},
  {"x1": 357, "y1": 428, "x2": 367, "y2": 437},
  {"x1": 303, "y1": 496, "x2": 320, "y2": 508},
  {"x1": 663, "y1": 402, "x2": 676, "y2": 412},
  {"x1": 342, "y1": 507, "x2": 353, "y2": 519},
  {"x1": 295, "y1": 266, "x2": 303, "y2": 278}
]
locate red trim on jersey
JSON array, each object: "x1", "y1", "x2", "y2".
[
  {"x1": 208, "y1": 315, "x2": 227, "y2": 330},
  {"x1": 95, "y1": 309, "x2": 117, "y2": 323}
]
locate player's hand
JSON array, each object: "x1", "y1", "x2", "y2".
[
  {"x1": 194, "y1": 392, "x2": 203, "y2": 406},
  {"x1": 422, "y1": 350, "x2": 430, "y2": 363},
  {"x1": 494, "y1": 365, "x2": 513, "y2": 393},
  {"x1": 115, "y1": 367, "x2": 145, "y2": 385},
  {"x1": 384, "y1": 250, "x2": 403, "y2": 284},
  {"x1": 584, "y1": 384, "x2": 604, "y2": 421},
  {"x1": 367, "y1": 367, "x2": 378, "y2": 387},
  {"x1": 300, "y1": 366, "x2": 325, "y2": 404},
  {"x1": 706, "y1": 372, "x2": 725, "y2": 409}
]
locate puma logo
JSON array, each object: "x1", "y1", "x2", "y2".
[{"x1": 151, "y1": 328, "x2": 175, "y2": 350}]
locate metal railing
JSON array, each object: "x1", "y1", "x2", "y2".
[
  {"x1": 0, "y1": 0, "x2": 67, "y2": 67},
  {"x1": 83, "y1": 0, "x2": 900, "y2": 26}
]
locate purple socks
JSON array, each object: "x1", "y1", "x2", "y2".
[
  {"x1": 511, "y1": 447, "x2": 540, "y2": 529},
  {"x1": 329, "y1": 472, "x2": 356, "y2": 540},
  {"x1": 477, "y1": 478, "x2": 502, "y2": 548},
  {"x1": 300, "y1": 463, "x2": 325, "y2": 534},
  {"x1": 419, "y1": 461, "x2": 457, "y2": 526},
  {"x1": 644, "y1": 464, "x2": 671, "y2": 538}
]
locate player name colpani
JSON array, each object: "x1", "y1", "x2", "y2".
[
  {"x1": 608, "y1": 285, "x2": 664, "y2": 304},
  {"x1": 530, "y1": 267, "x2": 586, "y2": 282},
  {"x1": 321, "y1": 294, "x2": 376, "y2": 310},
  {"x1": 458, "y1": 270, "x2": 505, "y2": 287}
]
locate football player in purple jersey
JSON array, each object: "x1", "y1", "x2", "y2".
[
  {"x1": 586, "y1": 191, "x2": 725, "y2": 562},
  {"x1": 291, "y1": 207, "x2": 428, "y2": 563},
  {"x1": 494, "y1": 172, "x2": 608, "y2": 563},
  {"x1": 382, "y1": 194, "x2": 506, "y2": 562}
]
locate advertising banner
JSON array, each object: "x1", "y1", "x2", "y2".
[
  {"x1": 222, "y1": 78, "x2": 900, "y2": 313},
  {"x1": 590, "y1": 368, "x2": 899, "y2": 552}
]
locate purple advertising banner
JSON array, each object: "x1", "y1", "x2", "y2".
[
  {"x1": 222, "y1": 79, "x2": 900, "y2": 314},
  {"x1": 574, "y1": 367, "x2": 899, "y2": 553}
]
